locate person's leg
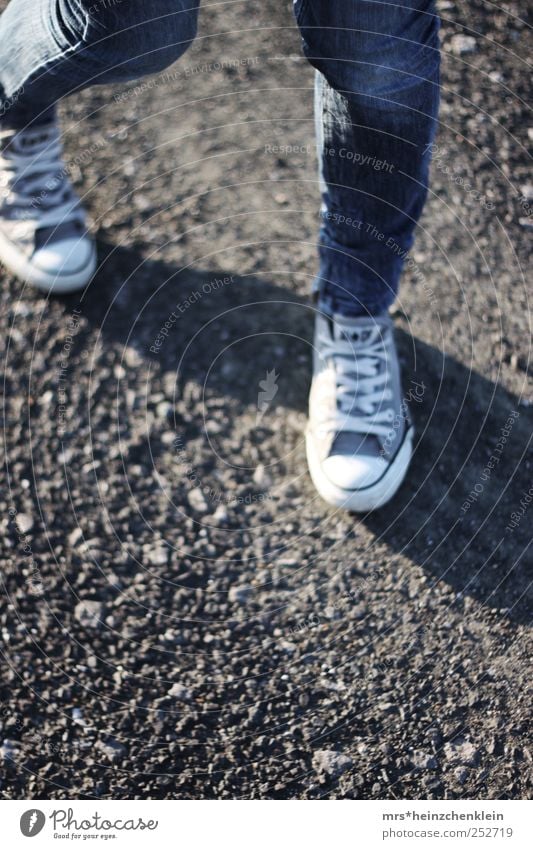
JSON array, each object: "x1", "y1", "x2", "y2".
[
  {"x1": 295, "y1": 0, "x2": 440, "y2": 316},
  {"x1": 300, "y1": 1, "x2": 440, "y2": 510},
  {"x1": 0, "y1": 0, "x2": 200, "y2": 292},
  {"x1": 0, "y1": 0, "x2": 200, "y2": 127}
]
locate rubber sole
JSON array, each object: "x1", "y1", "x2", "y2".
[
  {"x1": 306, "y1": 426, "x2": 414, "y2": 512},
  {"x1": 0, "y1": 229, "x2": 97, "y2": 293}
]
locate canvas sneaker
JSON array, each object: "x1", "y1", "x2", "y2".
[
  {"x1": 306, "y1": 310, "x2": 414, "y2": 511},
  {"x1": 0, "y1": 121, "x2": 96, "y2": 292}
]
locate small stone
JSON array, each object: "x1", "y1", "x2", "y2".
[
  {"x1": 229, "y1": 585, "x2": 252, "y2": 604},
  {"x1": 520, "y1": 183, "x2": 533, "y2": 201},
  {"x1": 156, "y1": 401, "x2": 172, "y2": 419},
  {"x1": 444, "y1": 739, "x2": 479, "y2": 766},
  {"x1": 146, "y1": 545, "x2": 168, "y2": 566},
  {"x1": 212, "y1": 504, "x2": 228, "y2": 525},
  {"x1": 16, "y1": 513, "x2": 34, "y2": 534},
  {"x1": 450, "y1": 34, "x2": 477, "y2": 55},
  {"x1": 253, "y1": 463, "x2": 272, "y2": 489},
  {"x1": 187, "y1": 487, "x2": 208, "y2": 513},
  {"x1": 72, "y1": 708, "x2": 85, "y2": 725},
  {"x1": 313, "y1": 749, "x2": 353, "y2": 778},
  {"x1": 123, "y1": 346, "x2": 142, "y2": 367},
  {"x1": 0, "y1": 739, "x2": 18, "y2": 761},
  {"x1": 454, "y1": 767, "x2": 469, "y2": 784},
  {"x1": 97, "y1": 738, "x2": 126, "y2": 761},
  {"x1": 68, "y1": 527, "x2": 84, "y2": 547},
  {"x1": 168, "y1": 683, "x2": 192, "y2": 701},
  {"x1": 518, "y1": 217, "x2": 533, "y2": 230},
  {"x1": 75, "y1": 600, "x2": 104, "y2": 629},
  {"x1": 410, "y1": 750, "x2": 438, "y2": 770}
]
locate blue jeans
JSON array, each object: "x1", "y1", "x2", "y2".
[{"x1": 0, "y1": 0, "x2": 440, "y2": 315}]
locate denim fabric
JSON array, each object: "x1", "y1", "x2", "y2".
[
  {"x1": 0, "y1": 0, "x2": 199, "y2": 125},
  {"x1": 0, "y1": 0, "x2": 440, "y2": 315},
  {"x1": 296, "y1": 0, "x2": 440, "y2": 315}
]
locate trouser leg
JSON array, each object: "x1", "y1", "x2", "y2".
[
  {"x1": 0, "y1": 0, "x2": 200, "y2": 127},
  {"x1": 295, "y1": 0, "x2": 440, "y2": 315}
]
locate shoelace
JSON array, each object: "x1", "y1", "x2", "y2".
[
  {"x1": 0, "y1": 125, "x2": 82, "y2": 230},
  {"x1": 317, "y1": 326, "x2": 394, "y2": 438}
]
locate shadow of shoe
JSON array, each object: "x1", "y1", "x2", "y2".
[{"x1": 364, "y1": 330, "x2": 532, "y2": 624}]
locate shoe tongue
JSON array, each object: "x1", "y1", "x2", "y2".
[
  {"x1": 332, "y1": 314, "x2": 380, "y2": 346},
  {"x1": 9, "y1": 125, "x2": 56, "y2": 154}
]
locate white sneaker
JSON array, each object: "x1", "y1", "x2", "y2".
[
  {"x1": 306, "y1": 310, "x2": 414, "y2": 512},
  {"x1": 0, "y1": 122, "x2": 96, "y2": 293}
]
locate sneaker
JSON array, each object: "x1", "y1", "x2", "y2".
[
  {"x1": 0, "y1": 121, "x2": 96, "y2": 293},
  {"x1": 306, "y1": 310, "x2": 414, "y2": 512}
]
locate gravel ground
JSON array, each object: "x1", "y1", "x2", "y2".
[{"x1": 1, "y1": 0, "x2": 532, "y2": 799}]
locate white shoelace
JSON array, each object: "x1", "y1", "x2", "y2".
[
  {"x1": 0, "y1": 125, "x2": 82, "y2": 230},
  {"x1": 317, "y1": 327, "x2": 394, "y2": 438}
]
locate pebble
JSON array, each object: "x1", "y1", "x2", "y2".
[
  {"x1": 168, "y1": 683, "x2": 192, "y2": 701},
  {"x1": 68, "y1": 527, "x2": 84, "y2": 547},
  {"x1": 74, "y1": 600, "x2": 104, "y2": 629},
  {"x1": 253, "y1": 464, "x2": 272, "y2": 489},
  {"x1": 123, "y1": 346, "x2": 143, "y2": 367},
  {"x1": 450, "y1": 34, "x2": 477, "y2": 55},
  {"x1": 0, "y1": 739, "x2": 18, "y2": 761},
  {"x1": 410, "y1": 750, "x2": 438, "y2": 770},
  {"x1": 444, "y1": 739, "x2": 479, "y2": 766},
  {"x1": 72, "y1": 708, "x2": 85, "y2": 725},
  {"x1": 156, "y1": 401, "x2": 172, "y2": 419},
  {"x1": 312, "y1": 749, "x2": 353, "y2": 778},
  {"x1": 187, "y1": 488, "x2": 209, "y2": 513},
  {"x1": 146, "y1": 545, "x2": 168, "y2": 566},
  {"x1": 212, "y1": 504, "x2": 228, "y2": 525},
  {"x1": 97, "y1": 738, "x2": 126, "y2": 761},
  {"x1": 16, "y1": 513, "x2": 34, "y2": 534},
  {"x1": 454, "y1": 767, "x2": 469, "y2": 784},
  {"x1": 229, "y1": 585, "x2": 252, "y2": 604}
]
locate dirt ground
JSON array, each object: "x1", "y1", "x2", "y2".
[{"x1": 1, "y1": 0, "x2": 532, "y2": 799}]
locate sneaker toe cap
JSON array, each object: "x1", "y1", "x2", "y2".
[
  {"x1": 32, "y1": 237, "x2": 94, "y2": 275},
  {"x1": 322, "y1": 453, "x2": 386, "y2": 490}
]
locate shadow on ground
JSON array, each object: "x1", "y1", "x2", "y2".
[{"x1": 60, "y1": 240, "x2": 532, "y2": 625}]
